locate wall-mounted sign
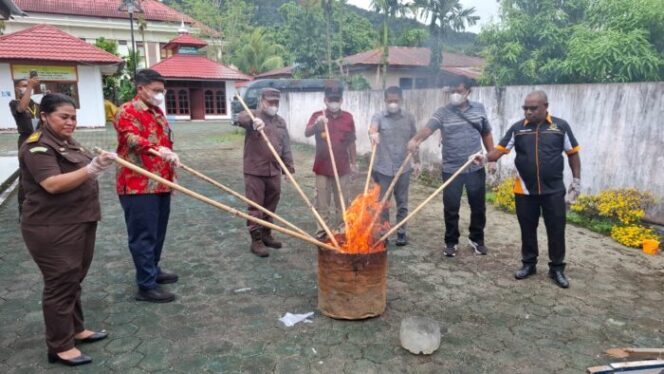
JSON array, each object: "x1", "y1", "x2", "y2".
[
  {"x1": 11, "y1": 65, "x2": 78, "y2": 81},
  {"x1": 178, "y1": 46, "x2": 200, "y2": 55}
]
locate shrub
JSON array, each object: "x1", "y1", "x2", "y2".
[
  {"x1": 610, "y1": 225, "x2": 659, "y2": 248},
  {"x1": 571, "y1": 188, "x2": 655, "y2": 225},
  {"x1": 493, "y1": 178, "x2": 515, "y2": 213}
]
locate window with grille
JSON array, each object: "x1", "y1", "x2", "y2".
[{"x1": 177, "y1": 89, "x2": 190, "y2": 114}]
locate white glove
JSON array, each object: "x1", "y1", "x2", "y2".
[
  {"x1": 86, "y1": 151, "x2": 117, "y2": 177},
  {"x1": 252, "y1": 117, "x2": 265, "y2": 131},
  {"x1": 470, "y1": 153, "x2": 487, "y2": 166},
  {"x1": 370, "y1": 132, "x2": 380, "y2": 145},
  {"x1": 158, "y1": 146, "x2": 181, "y2": 167},
  {"x1": 566, "y1": 178, "x2": 581, "y2": 204}
]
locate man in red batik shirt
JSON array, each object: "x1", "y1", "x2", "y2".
[
  {"x1": 114, "y1": 69, "x2": 181, "y2": 303},
  {"x1": 305, "y1": 83, "x2": 357, "y2": 236}
]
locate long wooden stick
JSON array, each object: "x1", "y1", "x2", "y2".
[
  {"x1": 364, "y1": 143, "x2": 377, "y2": 195},
  {"x1": 365, "y1": 153, "x2": 413, "y2": 235},
  {"x1": 148, "y1": 149, "x2": 310, "y2": 238},
  {"x1": 373, "y1": 156, "x2": 477, "y2": 246},
  {"x1": 98, "y1": 148, "x2": 337, "y2": 251},
  {"x1": 234, "y1": 95, "x2": 340, "y2": 249},
  {"x1": 322, "y1": 120, "x2": 349, "y2": 229}
]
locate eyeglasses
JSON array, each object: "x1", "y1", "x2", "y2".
[{"x1": 522, "y1": 105, "x2": 539, "y2": 112}]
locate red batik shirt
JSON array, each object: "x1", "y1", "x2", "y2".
[{"x1": 114, "y1": 96, "x2": 175, "y2": 195}]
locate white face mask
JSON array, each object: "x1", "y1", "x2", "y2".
[
  {"x1": 18, "y1": 87, "x2": 27, "y2": 95},
  {"x1": 387, "y1": 103, "x2": 400, "y2": 113},
  {"x1": 264, "y1": 105, "x2": 278, "y2": 116},
  {"x1": 326, "y1": 102, "x2": 341, "y2": 112},
  {"x1": 449, "y1": 92, "x2": 467, "y2": 106},
  {"x1": 150, "y1": 92, "x2": 165, "y2": 106}
]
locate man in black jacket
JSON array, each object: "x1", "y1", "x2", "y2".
[{"x1": 475, "y1": 90, "x2": 581, "y2": 288}]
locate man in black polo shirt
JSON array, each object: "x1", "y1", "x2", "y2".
[
  {"x1": 476, "y1": 90, "x2": 581, "y2": 288},
  {"x1": 10, "y1": 76, "x2": 41, "y2": 218}
]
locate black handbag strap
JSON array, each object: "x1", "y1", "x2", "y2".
[{"x1": 450, "y1": 106, "x2": 483, "y2": 134}]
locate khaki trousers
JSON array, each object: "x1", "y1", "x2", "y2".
[{"x1": 315, "y1": 174, "x2": 350, "y2": 230}]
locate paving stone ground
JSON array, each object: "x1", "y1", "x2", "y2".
[{"x1": 0, "y1": 122, "x2": 663, "y2": 373}]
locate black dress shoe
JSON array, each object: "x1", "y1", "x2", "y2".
[
  {"x1": 549, "y1": 269, "x2": 570, "y2": 288},
  {"x1": 156, "y1": 271, "x2": 179, "y2": 284},
  {"x1": 48, "y1": 352, "x2": 92, "y2": 366},
  {"x1": 515, "y1": 264, "x2": 537, "y2": 279},
  {"x1": 136, "y1": 286, "x2": 175, "y2": 303},
  {"x1": 75, "y1": 330, "x2": 108, "y2": 343},
  {"x1": 395, "y1": 233, "x2": 408, "y2": 246}
]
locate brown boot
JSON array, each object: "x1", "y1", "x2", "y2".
[
  {"x1": 250, "y1": 230, "x2": 269, "y2": 257},
  {"x1": 262, "y1": 228, "x2": 282, "y2": 249}
]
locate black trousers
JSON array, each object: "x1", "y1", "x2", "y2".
[
  {"x1": 22, "y1": 222, "x2": 97, "y2": 354},
  {"x1": 514, "y1": 192, "x2": 566, "y2": 270},
  {"x1": 442, "y1": 168, "x2": 486, "y2": 245}
]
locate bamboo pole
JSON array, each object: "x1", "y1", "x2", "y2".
[
  {"x1": 234, "y1": 95, "x2": 340, "y2": 249},
  {"x1": 148, "y1": 149, "x2": 310, "y2": 238},
  {"x1": 322, "y1": 120, "x2": 349, "y2": 230},
  {"x1": 364, "y1": 153, "x2": 413, "y2": 237},
  {"x1": 363, "y1": 143, "x2": 377, "y2": 195},
  {"x1": 373, "y1": 156, "x2": 477, "y2": 247},
  {"x1": 97, "y1": 148, "x2": 338, "y2": 252}
]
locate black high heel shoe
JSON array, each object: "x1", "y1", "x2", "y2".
[
  {"x1": 47, "y1": 352, "x2": 92, "y2": 366},
  {"x1": 75, "y1": 330, "x2": 108, "y2": 343}
]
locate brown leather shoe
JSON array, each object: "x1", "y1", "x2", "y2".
[
  {"x1": 250, "y1": 230, "x2": 269, "y2": 257},
  {"x1": 262, "y1": 228, "x2": 282, "y2": 249}
]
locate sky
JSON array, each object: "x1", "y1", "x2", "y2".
[{"x1": 345, "y1": 0, "x2": 500, "y2": 33}]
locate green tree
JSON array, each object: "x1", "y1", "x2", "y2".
[
  {"x1": 478, "y1": 0, "x2": 664, "y2": 85},
  {"x1": 231, "y1": 28, "x2": 286, "y2": 76},
  {"x1": 397, "y1": 28, "x2": 429, "y2": 46},
  {"x1": 414, "y1": 0, "x2": 478, "y2": 83}
]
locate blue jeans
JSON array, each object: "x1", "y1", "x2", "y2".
[{"x1": 119, "y1": 193, "x2": 171, "y2": 290}]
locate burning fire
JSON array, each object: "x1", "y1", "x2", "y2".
[{"x1": 333, "y1": 185, "x2": 388, "y2": 254}]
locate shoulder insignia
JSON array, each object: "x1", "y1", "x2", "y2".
[
  {"x1": 26, "y1": 131, "x2": 41, "y2": 143},
  {"x1": 29, "y1": 146, "x2": 48, "y2": 154}
]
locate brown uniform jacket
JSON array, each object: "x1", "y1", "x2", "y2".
[
  {"x1": 19, "y1": 125, "x2": 100, "y2": 225},
  {"x1": 237, "y1": 110, "x2": 295, "y2": 177}
]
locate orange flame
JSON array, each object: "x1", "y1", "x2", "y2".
[{"x1": 331, "y1": 185, "x2": 388, "y2": 254}]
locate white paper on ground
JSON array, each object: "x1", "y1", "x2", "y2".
[{"x1": 279, "y1": 312, "x2": 314, "y2": 327}]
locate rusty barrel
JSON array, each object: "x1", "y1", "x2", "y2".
[{"x1": 317, "y1": 246, "x2": 387, "y2": 320}]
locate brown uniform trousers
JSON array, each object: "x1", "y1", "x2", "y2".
[
  {"x1": 244, "y1": 174, "x2": 281, "y2": 232},
  {"x1": 22, "y1": 223, "x2": 97, "y2": 353}
]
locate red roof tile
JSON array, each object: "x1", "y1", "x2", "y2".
[
  {"x1": 13, "y1": 0, "x2": 218, "y2": 36},
  {"x1": 164, "y1": 33, "x2": 208, "y2": 50},
  {"x1": 0, "y1": 24, "x2": 123, "y2": 64},
  {"x1": 342, "y1": 47, "x2": 484, "y2": 78},
  {"x1": 16, "y1": 0, "x2": 191, "y2": 22},
  {"x1": 151, "y1": 54, "x2": 252, "y2": 81}
]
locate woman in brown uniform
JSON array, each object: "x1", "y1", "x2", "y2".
[{"x1": 19, "y1": 93, "x2": 115, "y2": 366}]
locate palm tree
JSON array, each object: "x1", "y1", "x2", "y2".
[
  {"x1": 232, "y1": 28, "x2": 286, "y2": 76},
  {"x1": 415, "y1": 0, "x2": 479, "y2": 84},
  {"x1": 370, "y1": 0, "x2": 410, "y2": 89},
  {"x1": 137, "y1": 14, "x2": 148, "y2": 68}
]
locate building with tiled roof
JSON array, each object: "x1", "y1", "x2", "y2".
[
  {"x1": 0, "y1": 24, "x2": 123, "y2": 129},
  {"x1": 342, "y1": 46, "x2": 485, "y2": 90},
  {"x1": 151, "y1": 32, "x2": 252, "y2": 121},
  {"x1": 4, "y1": 0, "x2": 220, "y2": 69}
]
